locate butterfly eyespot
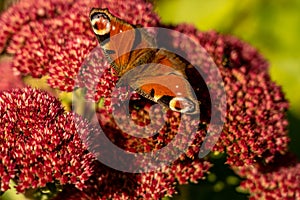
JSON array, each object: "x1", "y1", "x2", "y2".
[
  {"x1": 169, "y1": 97, "x2": 196, "y2": 114},
  {"x1": 90, "y1": 12, "x2": 111, "y2": 35}
]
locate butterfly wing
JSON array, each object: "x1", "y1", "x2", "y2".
[
  {"x1": 89, "y1": 8, "x2": 156, "y2": 75},
  {"x1": 118, "y1": 49, "x2": 200, "y2": 114},
  {"x1": 90, "y1": 8, "x2": 200, "y2": 114}
]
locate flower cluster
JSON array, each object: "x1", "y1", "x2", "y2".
[
  {"x1": 51, "y1": 158, "x2": 211, "y2": 199},
  {"x1": 80, "y1": 94, "x2": 213, "y2": 198},
  {"x1": 0, "y1": 0, "x2": 159, "y2": 91},
  {"x1": 0, "y1": 87, "x2": 94, "y2": 192},
  {"x1": 171, "y1": 26, "x2": 290, "y2": 166},
  {"x1": 237, "y1": 154, "x2": 300, "y2": 200}
]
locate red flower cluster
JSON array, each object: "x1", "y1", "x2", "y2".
[
  {"x1": 52, "y1": 159, "x2": 211, "y2": 199},
  {"x1": 0, "y1": 0, "x2": 159, "y2": 91},
  {"x1": 0, "y1": 87, "x2": 94, "y2": 192},
  {"x1": 237, "y1": 154, "x2": 300, "y2": 200},
  {"x1": 170, "y1": 25, "x2": 290, "y2": 166}
]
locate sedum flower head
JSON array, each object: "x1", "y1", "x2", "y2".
[
  {"x1": 170, "y1": 26, "x2": 290, "y2": 166},
  {"x1": 0, "y1": 0, "x2": 159, "y2": 91},
  {"x1": 0, "y1": 87, "x2": 94, "y2": 192},
  {"x1": 236, "y1": 154, "x2": 300, "y2": 199},
  {"x1": 52, "y1": 159, "x2": 212, "y2": 199}
]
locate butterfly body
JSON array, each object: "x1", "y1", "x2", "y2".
[{"x1": 89, "y1": 8, "x2": 200, "y2": 114}]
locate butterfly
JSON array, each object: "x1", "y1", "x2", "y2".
[{"x1": 89, "y1": 8, "x2": 200, "y2": 115}]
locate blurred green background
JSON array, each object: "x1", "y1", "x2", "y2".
[
  {"x1": 1, "y1": 0, "x2": 299, "y2": 199},
  {"x1": 155, "y1": 0, "x2": 300, "y2": 199}
]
